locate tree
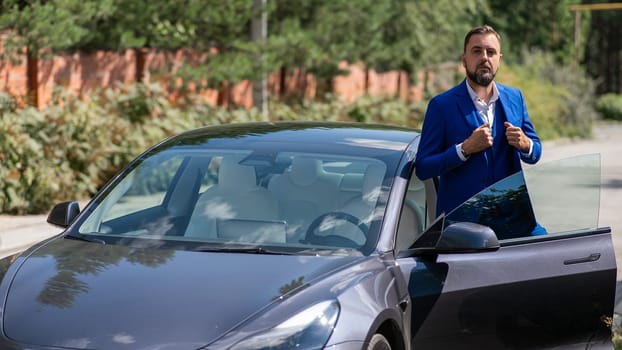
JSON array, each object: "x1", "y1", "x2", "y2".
[
  {"x1": 0, "y1": 0, "x2": 116, "y2": 105},
  {"x1": 265, "y1": 0, "x2": 488, "y2": 99},
  {"x1": 482, "y1": 0, "x2": 579, "y2": 64},
  {"x1": 583, "y1": 1, "x2": 622, "y2": 94}
]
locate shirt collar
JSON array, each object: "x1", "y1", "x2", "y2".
[{"x1": 465, "y1": 80, "x2": 499, "y2": 105}]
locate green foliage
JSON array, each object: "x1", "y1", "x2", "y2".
[
  {"x1": 0, "y1": 91, "x2": 17, "y2": 114},
  {"x1": 614, "y1": 328, "x2": 622, "y2": 350},
  {"x1": 0, "y1": 111, "x2": 55, "y2": 213},
  {"x1": 0, "y1": 84, "x2": 426, "y2": 214},
  {"x1": 0, "y1": 0, "x2": 115, "y2": 57},
  {"x1": 595, "y1": 94, "x2": 622, "y2": 121},
  {"x1": 483, "y1": 0, "x2": 580, "y2": 65},
  {"x1": 584, "y1": 3, "x2": 622, "y2": 94},
  {"x1": 497, "y1": 51, "x2": 597, "y2": 139},
  {"x1": 265, "y1": 0, "x2": 488, "y2": 86}
]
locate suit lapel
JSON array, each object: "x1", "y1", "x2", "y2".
[
  {"x1": 455, "y1": 80, "x2": 483, "y2": 129},
  {"x1": 497, "y1": 84, "x2": 521, "y2": 126}
]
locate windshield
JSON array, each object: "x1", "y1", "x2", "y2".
[
  {"x1": 75, "y1": 147, "x2": 392, "y2": 256},
  {"x1": 445, "y1": 154, "x2": 601, "y2": 241}
]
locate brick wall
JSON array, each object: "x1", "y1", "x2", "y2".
[{"x1": 0, "y1": 48, "x2": 461, "y2": 109}]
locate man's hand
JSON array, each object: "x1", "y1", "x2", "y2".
[
  {"x1": 462, "y1": 123, "x2": 493, "y2": 156},
  {"x1": 504, "y1": 122, "x2": 530, "y2": 153}
]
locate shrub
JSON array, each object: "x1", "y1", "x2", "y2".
[
  {"x1": 0, "y1": 112, "x2": 55, "y2": 214},
  {"x1": 595, "y1": 94, "x2": 622, "y2": 121},
  {"x1": 496, "y1": 51, "x2": 598, "y2": 139},
  {"x1": 0, "y1": 70, "x2": 594, "y2": 214}
]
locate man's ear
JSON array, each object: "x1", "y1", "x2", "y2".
[{"x1": 461, "y1": 53, "x2": 466, "y2": 67}]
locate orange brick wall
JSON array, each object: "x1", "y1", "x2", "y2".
[{"x1": 0, "y1": 47, "x2": 460, "y2": 109}]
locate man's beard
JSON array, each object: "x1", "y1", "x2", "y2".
[{"x1": 466, "y1": 65, "x2": 496, "y2": 86}]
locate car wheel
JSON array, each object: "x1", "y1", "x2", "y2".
[{"x1": 368, "y1": 334, "x2": 391, "y2": 350}]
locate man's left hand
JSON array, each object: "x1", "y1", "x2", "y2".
[{"x1": 504, "y1": 122, "x2": 530, "y2": 153}]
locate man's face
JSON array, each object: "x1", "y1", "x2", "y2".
[{"x1": 462, "y1": 33, "x2": 502, "y2": 87}]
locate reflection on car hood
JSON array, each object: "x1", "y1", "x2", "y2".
[{"x1": 1, "y1": 238, "x2": 363, "y2": 349}]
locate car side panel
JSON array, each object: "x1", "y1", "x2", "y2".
[{"x1": 400, "y1": 230, "x2": 616, "y2": 349}]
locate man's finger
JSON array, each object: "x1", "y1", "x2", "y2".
[{"x1": 478, "y1": 123, "x2": 490, "y2": 130}]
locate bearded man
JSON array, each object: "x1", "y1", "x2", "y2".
[{"x1": 415, "y1": 25, "x2": 542, "y2": 218}]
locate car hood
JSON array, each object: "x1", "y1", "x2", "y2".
[{"x1": 1, "y1": 237, "x2": 364, "y2": 349}]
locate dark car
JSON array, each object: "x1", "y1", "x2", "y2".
[{"x1": 0, "y1": 122, "x2": 615, "y2": 349}]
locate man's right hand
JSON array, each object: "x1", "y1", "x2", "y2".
[{"x1": 462, "y1": 123, "x2": 493, "y2": 156}]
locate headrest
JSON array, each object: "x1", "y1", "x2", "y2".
[
  {"x1": 218, "y1": 157, "x2": 257, "y2": 191},
  {"x1": 289, "y1": 157, "x2": 322, "y2": 186}
]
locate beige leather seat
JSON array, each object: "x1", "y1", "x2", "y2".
[
  {"x1": 185, "y1": 157, "x2": 281, "y2": 242},
  {"x1": 268, "y1": 157, "x2": 343, "y2": 242},
  {"x1": 324, "y1": 164, "x2": 384, "y2": 245}
]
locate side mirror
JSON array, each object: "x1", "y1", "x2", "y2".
[
  {"x1": 436, "y1": 222, "x2": 500, "y2": 252},
  {"x1": 47, "y1": 201, "x2": 80, "y2": 228}
]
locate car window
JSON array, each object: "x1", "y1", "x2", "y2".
[
  {"x1": 395, "y1": 173, "x2": 427, "y2": 253},
  {"x1": 75, "y1": 148, "x2": 391, "y2": 256},
  {"x1": 79, "y1": 155, "x2": 186, "y2": 232},
  {"x1": 445, "y1": 154, "x2": 601, "y2": 241}
]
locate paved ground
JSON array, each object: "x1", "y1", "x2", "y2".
[{"x1": 536, "y1": 121, "x2": 622, "y2": 280}]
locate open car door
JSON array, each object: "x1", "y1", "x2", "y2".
[{"x1": 397, "y1": 154, "x2": 616, "y2": 349}]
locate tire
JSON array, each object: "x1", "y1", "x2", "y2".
[{"x1": 368, "y1": 333, "x2": 391, "y2": 350}]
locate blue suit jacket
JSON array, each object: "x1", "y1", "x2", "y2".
[{"x1": 415, "y1": 80, "x2": 542, "y2": 217}]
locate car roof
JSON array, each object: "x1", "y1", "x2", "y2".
[{"x1": 156, "y1": 121, "x2": 420, "y2": 158}]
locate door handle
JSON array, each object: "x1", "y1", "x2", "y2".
[{"x1": 564, "y1": 253, "x2": 601, "y2": 265}]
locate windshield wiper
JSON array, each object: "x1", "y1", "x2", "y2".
[
  {"x1": 64, "y1": 234, "x2": 106, "y2": 244},
  {"x1": 296, "y1": 248, "x2": 362, "y2": 256},
  {"x1": 193, "y1": 245, "x2": 292, "y2": 255}
]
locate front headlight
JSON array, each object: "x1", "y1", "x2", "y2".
[{"x1": 228, "y1": 300, "x2": 340, "y2": 350}]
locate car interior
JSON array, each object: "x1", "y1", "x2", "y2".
[{"x1": 81, "y1": 150, "x2": 427, "y2": 253}]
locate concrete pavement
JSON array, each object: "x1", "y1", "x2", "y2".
[
  {"x1": 536, "y1": 120, "x2": 622, "y2": 280},
  {"x1": 0, "y1": 214, "x2": 62, "y2": 257}
]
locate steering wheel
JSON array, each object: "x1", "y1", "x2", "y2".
[{"x1": 304, "y1": 212, "x2": 368, "y2": 249}]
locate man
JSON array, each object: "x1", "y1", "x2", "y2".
[{"x1": 415, "y1": 25, "x2": 542, "y2": 218}]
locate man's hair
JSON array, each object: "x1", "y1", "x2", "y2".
[{"x1": 463, "y1": 25, "x2": 501, "y2": 52}]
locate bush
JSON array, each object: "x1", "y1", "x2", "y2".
[
  {"x1": 0, "y1": 83, "x2": 423, "y2": 214},
  {"x1": 1, "y1": 64, "x2": 596, "y2": 214},
  {"x1": 497, "y1": 51, "x2": 598, "y2": 139},
  {"x1": 595, "y1": 94, "x2": 622, "y2": 121}
]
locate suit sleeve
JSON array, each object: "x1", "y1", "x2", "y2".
[
  {"x1": 415, "y1": 97, "x2": 464, "y2": 180},
  {"x1": 518, "y1": 90, "x2": 542, "y2": 164}
]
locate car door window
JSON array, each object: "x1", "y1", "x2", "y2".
[
  {"x1": 400, "y1": 154, "x2": 615, "y2": 349},
  {"x1": 395, "y1": 173, "x2": 427, "y2": 253},
  {"x1": 445, "y1": 153, "x2": 601, "y2": 241},
  {"x1": 523, "y1": 154, "x2": 600, "y2": 235}
]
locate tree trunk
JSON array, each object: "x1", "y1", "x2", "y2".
[
  {"x1": 135, "y1": 48, "x2": 147, "y2": 83},
  {"x1": 364, "y1": 68, "x2": 370, "y2": 95},
  {"x1": 26, "y1": 49, "x2": 39, "y2": 107},
  {"x1": 279, "y1": 65, "x2": 287, "y2": 100},
  {"x1": 217, "y1": 81, "x2": 229, "y2": 108},
  {"x1": 396, "y1": 71, "x2": 402, "y2": 99}
]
